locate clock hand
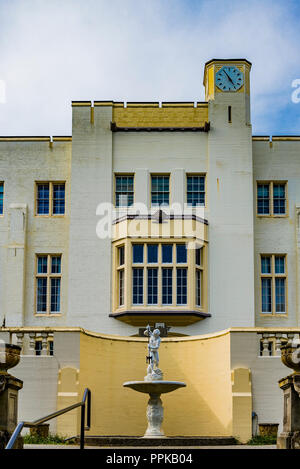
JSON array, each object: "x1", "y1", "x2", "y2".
[{"x1": 224, "y1": 70, "x2": 234, "y2": 86}]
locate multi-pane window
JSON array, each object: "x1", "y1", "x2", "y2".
[
  {"x1": 36, "y1": 182, "x2": 65, "y2": 216},
  {"x1": 162, "y1": 268, "x2": 172, "y2": 305},
  {"x1": 176, "y1": 268, "x2": 187, "y2": 305},
  {"x1": 260, "y1": 254, "x2": 287, "y2": 315},
  {"x1": 132, "y1": 268, "x2": 144, "y2": 305},
  {"x1": 115, "y1": 175, "x2": 134, "y2": 207},
  {"x1": 115, "y1": 242, "x2": 206, "y2": 311},
  {"x1": 187, "y1": 175, "x2": 205, "y2": 206},
  {"x1": 0, "y1": 182, "x2": 4, "y2": 215},
  {"x1": 195, "y1": 246, "x2": 203, "y2": 307},
  {"x1": 131, "y1": 243, "x2": 189, "y2": 306},
  {"x1": 257, "y1": 182, "x2": 287, "y2": 216},
  {"x1": 118, "y1": 246, "x2": 125, "y2": 307},
  {"x1": 36, "y1": 255, "x2": 62, "y2": 314},
  {"x1": 151, "y1": 175, "x2": 170, "y2": 206}
]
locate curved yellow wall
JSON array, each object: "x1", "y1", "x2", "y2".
[{"x1": 78, "y1": 330, "x2": 236, "y2": 438}]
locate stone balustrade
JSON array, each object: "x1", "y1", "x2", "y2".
[
  {"x1": 257, "y1": 331, "x2": 300, "y2": 357},
  {"x1": 0, "y1": 329, "x2": 54, "y2": 356}
]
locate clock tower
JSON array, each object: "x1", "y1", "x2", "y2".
[{"x1": 203, "y1": 59, "x2": 255, "y2": 330}]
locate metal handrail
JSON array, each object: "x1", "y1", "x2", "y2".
[{"x1": 5, "y1": 387, "x2": 91, "y2": 450}]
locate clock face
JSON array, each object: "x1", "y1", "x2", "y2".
[{"x1": 215, "y1": 66, "x2": 244, "y2": 91}]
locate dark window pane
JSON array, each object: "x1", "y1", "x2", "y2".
[
  {"x1": 0, "y1": 182, "x2": 3, "y2": 215},
  {"x1": 257, "y1": 183, "x2": 270, "y2": 215},
  {"x1": 187, "y1": 176, "x2": 205, "y2": 206},
  {"x1": 275, "y1": 278, "x2": 285, "y2": 313},
  {"x1": 275, "y1": 256, "x2": 285, "y2": 274},
  {"x1": 115, "y1": 176, "x2": 134, "y2": 207},
  {"x1": 196, "y1": 270, "x2": 201, "y2": 306},
  {"x1": 162, "y1": 268, "x2": 172, "y2": 305},
  {"x1": 50, "y1": 278, "x2": 61, "y2": 313},
  {"x1": 119, "y1": 270, "x2": 124, "y2": 306},
  {"x1": 261, "y1": 256, "x2": 271, "y2": 274},
  {"x1": 51, "y1": 256, "x2": 61, "y2": 274},
  {"x1": 37, "y1": 183, "x2": 49, "y2": 215},
  {"x1": 273, "y1": 184, "x2": 286, "y2": 215},
  {"x1": 195, "y1": 248, "x2": 202, "y2": 266},
  {"x1": 133, "y1": 245, "x2": 144, "y2": 263},
  {"x1": 147, "y1": 268, "x2": 158, "y2": 305},
  {"x1": 261, "y1": 278, "x2": 272, "y2": 313},
  {"x1": 53, "y1": 183, "x2": 65, "y2": 215},
  {"x1": 132, "y1": 268, "x2": 143, "y2": 304},
  {"x1": 177, "y1": 268, "x2": 187, "y2": 305},
  {"x1": 35, "y1": 341, "x2": 42, "y2": 356},
  {"x1": 151, "y1": 176, "x2": 169, "y2": 206},
  {"x1": 119, "y1": 246, "x2": 125, "y2": 266},
  {"x1": 37, "y1": 256, "x2": 48, "y2": 274},
  {"x1": 37, "y1": 278, "x2": 47, "y2": 312},
  {"x1": 147, "y1": 245, "x2": 158, "y2": 263},
  {"x1": 176, "y1": 244, "x2": 187, "y2": 263},
  {"x1": 162, "y1": 244, "x2": 173, "y2": 263}
]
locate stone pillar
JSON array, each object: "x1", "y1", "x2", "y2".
[
  {"x1": 144, "y1": 393, "x2": 164, "y2": 438},
  {"x1": 277, "y1": 374, "x2": 300, "y2": 449},
  {"x1": 0, "y1": 373, "x2": 23, "y2": 449},
  {"x1": 5, "y1": 204, "x2": 27, "y2": 327}
]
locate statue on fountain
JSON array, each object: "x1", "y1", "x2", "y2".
[{"x1": 144, "y1": 325, "x2": 163, "y2": 381}]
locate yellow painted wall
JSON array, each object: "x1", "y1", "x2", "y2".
[
  {"x1": 113, "y1": 103, "x2": 208, "y2": 128},
  {"x1": 78, "y1": 330, "x2": 236, "y2": 438}
]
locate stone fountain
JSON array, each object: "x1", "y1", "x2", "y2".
[
  {"x1": 123, "y1": 325, "x2": 186, "y2": 438},
  {"x1": 0, "y1": 342, "x2": 23, "y2": 449},
  {"x1": 278, "y1": 337, "x2": 300, "y2": 449}
]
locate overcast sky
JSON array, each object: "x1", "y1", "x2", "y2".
[{"x1": 0, "y1": 0, "x2": 299, "y2": 136}]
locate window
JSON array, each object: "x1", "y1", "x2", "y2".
[
  {"x1": 177, "y1": 268, "x2": 187, "y2": 305},
  {"x1": 162, "y1": 268, "x2": 172, "y2": 305},
  {"x1": 260, "y1": 254, "x2": 287, "y2": 315},
  {"x1": 195, "y1": 246, "x2": 203, "y2": 307},
  {"x1": 114, "y1": 241, "x2": 206, "y2": 312},
  {"x1": 115, "y1": 175, "x2": 134, "y2": 207},
  {"x1": 118, "y1": 245, "x2": 125, "y2": 307},
  {"x1": 36, "y1": 182, "x2": 65, "y2": 216},
  {"x1": 36, "y1": 255, "x2": 62, "y2": 314},
  {"x1": 257, "y1": 182, "x2": 287, "y2": 216},
  {"x1": 151, "y1": 175, "x2": 169, "y2": 206},
  {"x1": 133, "y1": 268, "x2": 144, "y2": 305},
  {"x1": 187, "y1": 175, "x2": 205, "y2": 206},
  {"x1": 35, "y1": 338, "x2": 54, "y2": 356},
  {"x1": 131, "y1": 243, "x2": 188, "y2": 307},
  {"x1": 0, "y1": 182, "x2": 4, "y2": 215}
]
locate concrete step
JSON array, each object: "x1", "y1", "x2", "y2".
[{"x1": 74, "y1": 436, "x2": 237, "y2": 447}]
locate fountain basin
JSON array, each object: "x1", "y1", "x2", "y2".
[
  {"x1": 123, "y1": 381, "x2": 186, "y2": 394},
  {"x1": 123, "y1": 380, "x2": 186, "y2": 438},
  {"x1": 0, "y1": 344, "x2": 21, "y2": 374}
]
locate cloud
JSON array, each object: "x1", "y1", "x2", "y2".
[{"x1": 0, "y1": 0, "x2": 299, "y2": 135}]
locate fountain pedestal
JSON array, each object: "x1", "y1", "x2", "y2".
[
  {"x1": 123, "y1": 380, "x2": 186, "y2": 438},
  {"x1": 0, "y1": 344, "x2": 23, "y2": 449}
]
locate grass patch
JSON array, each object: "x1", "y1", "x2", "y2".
[
  {"x1": 23, "y1": 433, "x2": 76, "y2": 445},
  {"x1": 247, "y1": 435, "x2": 277, "y2": 445}
]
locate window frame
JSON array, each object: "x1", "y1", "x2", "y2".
[
  {"x1": 112, "y1": 240, "x2": 207, "y2": 313},
  {"x1": 260, "y1": 254, "x2": 288, "y2": 316},
  {"x1": 256, "y1": 181, "x2": 288, "y2": 218},
  {"x1": 35, "y1": 254, "x2": 62, "y2": 316},
  {"x1": 35, "y1": 181, "x2": 66, "y2": 217},
  {"x1": 150, "y1": 174, "x2": 170, "y2": 207},
  {"x1": 114, "y1": 173, "x2": 135, "y2": 208},
  {"x1": 0, "y1": 181, "x2": 4, "y2": 216},
  {"x1": 186, "y1": 174, "x2": 206, "y2": 207}
]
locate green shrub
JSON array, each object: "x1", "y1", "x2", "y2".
[
  {"x1": 23, "y1": 433, "x2": 76, "y2": 445},
  {"x1": 247, "y1": 435, "x2": 277, "y2": 445}
]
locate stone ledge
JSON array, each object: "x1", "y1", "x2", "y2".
[{"x1": 74, "y1": 436, "x2": 237, "y2": 447}]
